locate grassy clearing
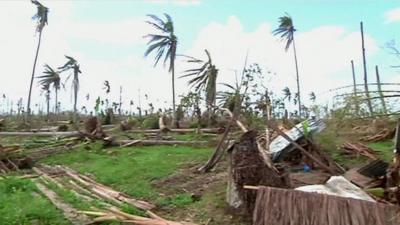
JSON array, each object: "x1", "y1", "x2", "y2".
[
  {"x1": 0, "y1": 177, "x2": 69, "y2": 225},
  {"x1": 40, "y1": 143, "x2": 213, "y2": 206}
]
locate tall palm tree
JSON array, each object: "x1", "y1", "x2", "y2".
[
  {"x1": 181, "y1": 49, "x2": 218, "y2": 125},
  {"x1": 144, "y1": 13, "x2": 178, "y2": 127},
  {"x1": 273, "y1": 13, "x2": 302, "y2": 117},
  {"x1": 59, "y1": 56, "x2": 82, "y2": 123},
  {"x1": 37, "y1": 65, "x2": 61, "y2": 114},
  {"x1": 26, "y1": 0, "x2": 48, "y2": 121}
]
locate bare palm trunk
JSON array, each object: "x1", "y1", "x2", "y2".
[
  {"x1": 360, "y1": 22, "x2": 374, "y2": 116},
  {"x1": 375, "y1": 65, "x2": 387, "y2": 114},
  {"x1": 351, "y1": 60, "x2": 360, "y2": 115},
  {"x1": 55, "y1": 88, "x2": 58, "y2": 114},
  {"x1": 171, "y1": 60, "x2": 178, "y2": 128},
  {"x1": 46, "y1": 90, "x2": 50, "y2": 119},
  {"x1": 292, "y1": 37, "x2": 301, "y2": 117},
  {"x1": 26, "y1": 31, "x2": 43, "y2": 122},
  {"x1": 73, "y1": 74, "x2": 78, "y2": 126}
]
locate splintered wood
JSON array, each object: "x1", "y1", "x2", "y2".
[{"x1": 342, "y1": 142, "x2": 379, "y2": 160}]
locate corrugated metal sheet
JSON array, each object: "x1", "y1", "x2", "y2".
[{"x1": 270, "y1": 119, "x2": 326, "y2": 161}]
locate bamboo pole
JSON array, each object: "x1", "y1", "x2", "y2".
[{"x1": 375, "y1": 65, "x2": 388, "y2": 114}]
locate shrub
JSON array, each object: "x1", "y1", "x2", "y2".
[{"x1": 142, "y1": 116, "x2": 159, "y2": 129}]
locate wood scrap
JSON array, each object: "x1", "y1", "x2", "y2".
[
  {"x1": 79, "y1": 207, "x2": 198, "y2": 225},
  {"x1": 360, "y1": 129, "x2": 394, "y2": 142},
  {"x1": 342, "y1": 142, "x2": 379, "y2": 160}
]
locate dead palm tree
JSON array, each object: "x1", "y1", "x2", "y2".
[
  {"x1": 181, "y1": 49, "x2": 218, "y2": 125},
  {"x1": 273, "y1": 13, "x2": 302, "y2": 117},
  {"x1": 37, "y1": 65, "x2": 61, "y2": 114},
  {"x1": 144, "y1": 13, "x2": 178, "y2": 127},
  {"x1": 59, "y1": 56, "x2": 82, "y2": 123},
  {"x1": 26, "y1": 0, "x2": 48, "y2": 121}
]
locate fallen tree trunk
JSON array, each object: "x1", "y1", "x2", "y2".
[
  {"x1": 0, "y1": 131, "x2": 79, "y2": 137},
  {"x1": 34, "y1": 181, "x2": 93, "y2": 225},
  {"x1": 114, "y1": 140, "x2": 209, "y2": 147},
  {"x1": 126, "y1": 128, "x2": 223, "y2": 134}
]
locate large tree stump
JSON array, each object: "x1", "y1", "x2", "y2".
[{"x1": 227, "y1": 130, "x2": 290, "y2": 214}]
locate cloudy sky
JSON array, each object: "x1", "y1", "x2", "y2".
[{"x1": 0, "y1": 0, "x2": 399, "y2": 114}]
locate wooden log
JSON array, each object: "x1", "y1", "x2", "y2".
[
  {"x1": 116, "y1": 140, "x2": 208, "y2": 147},
  {"x1": 59, "y1": 166, "x2": 155, "y2": 210},
  {"x1": 34, "y1": 181, "x2": 93, "y2": 225},
  {"x1": 126, "y1": 128, "x2": 223, "y2": 134},
  {"x1": 0, "y1": 131, "x2": 80, "y2": 137}
]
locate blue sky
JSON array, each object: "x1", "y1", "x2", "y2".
[{"x1": 0, "y1": 0, "x2": 399, "y2": 113}]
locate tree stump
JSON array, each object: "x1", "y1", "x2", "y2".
[{"x1": 227, "y1": 130, "x2": 290, "y2": 214}]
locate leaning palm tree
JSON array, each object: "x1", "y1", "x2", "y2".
[
  {"x1": 59, "y1": 56, "x2": 82, "y2": 123},
  {"x1": 181, "y1": 49, "x2": 218, "y2": 125},
  {"x1": 273, "y1": 13, "x2": 302, "y2": 117},
  {"x1": 37, "y1": 65, "x2": 61, "y2": 114},
  {"x1": 26, "y1": 0, "x2": 48, "y2": 121},
  {"x1": 144, "y1": 13, "x2": 178, "y2": 127}
]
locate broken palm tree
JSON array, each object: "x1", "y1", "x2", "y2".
[{"x1": 226, "y1": 130, "x2": 290, "y2": 213}]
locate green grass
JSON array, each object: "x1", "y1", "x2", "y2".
[
  {"x1": 315, "y1": 130, "x2": 369, "y2": 167},
  {"x1": 41, "y1": 143, "x2": 212, "y2": 206},
  {"x1": 0, "y1": 177, "x2": 69, "y2": 225},
  {"x1": 367, "y1": 140, "x2": 394, "y2": 162}
]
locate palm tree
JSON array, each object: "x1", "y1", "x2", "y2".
[
  {"x1": 144, "y1": 13, "x2": 178, "y2": 127},
  {"x1": 273, "y1": 13, "x2": 302, "y2": 117},
  {"x1": 59, "y1": 56, "x2": 82, "y2": 123},
  {"x1": 37, "y1": 65, "x2": 61, "y2": 114},
  {"x1": 26, "y1": 0, "x2": 48, "y2": 121},
  {"x1": 181, "y1": 49, "x2": 218, "y2": 125}
]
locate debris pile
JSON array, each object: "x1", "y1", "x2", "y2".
[{"x1": 342, "y1": 142, "x2": 379, "y2": 160}]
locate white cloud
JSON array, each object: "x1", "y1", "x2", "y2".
[
  {"x1": 0, "y1": 1, "x2": 379, "y2": 114},
  {"x1": 385, "y1": 8, "x2": 400, "y2": 23},
  {"x1": 186, "y1": 16, "x2": 378, "y2": 105}
]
